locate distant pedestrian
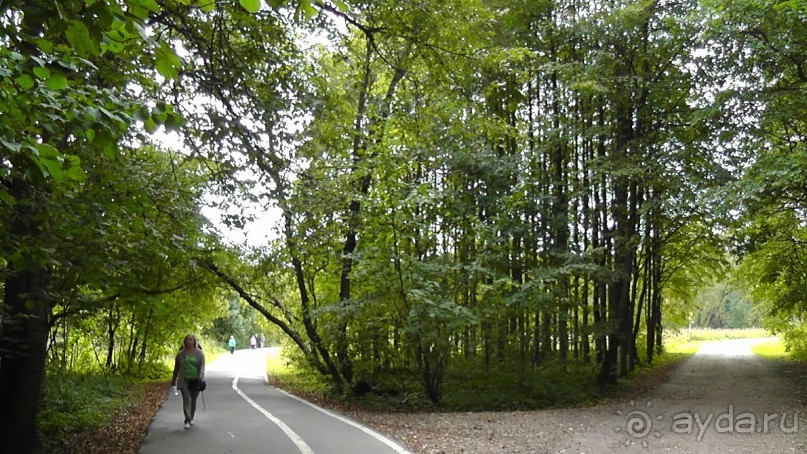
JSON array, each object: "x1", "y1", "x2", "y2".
[
  {"x1": 250, "y1": 334, "x2": 257, "y2": 350},
  {"x1": 172, "y1": 333, "x2": 206, "y2": 429},
  {"x1": 257, "y1": 333, "x2": 264, "y2": 348},
  {"x1": 227, "y1": 335, "x2": 236, "y2": 354}
]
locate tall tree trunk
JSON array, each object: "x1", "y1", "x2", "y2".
[
  {"x1": 338, "y1": 34, "x2": 411, "y2": 384},
  {"x1": 653, "y1": 248, "x2": 664, "y2": 358},
  {"x1": 0, "y1": 268, "x2": 50, "y2": 454},
  {"x1": 627, "y1": 183, "x2": 641, "y2": 372},
  {"x1": 0, "y1": 181, "x2": 52, "y2": 453},
  {"x1": 593, "y1": 105, "x2": 609, "y2": 364},
  {"x1": 598, "y1": 60, "x2": 635, "y2": 385},
  {"x1": 581, "y1": 120, "x2": 592, "y2": 363},
  {"x1": 106, "y1": 308, "x2": 116, "y2": 369},
  {"x1": 550, "y1": 67, "x2": 570, "y2": 367},
  {"x1": 138, "y1": 309, "x2": 154, "y2": 369}
]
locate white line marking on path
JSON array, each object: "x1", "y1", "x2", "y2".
[
  {"x1": 232, "y1": 376, "x2": 314, "y2": 454},
  {"x1": 275, "y1": 387, "x2": 412, "y2": 454}
]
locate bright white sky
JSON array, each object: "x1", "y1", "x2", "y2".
[
  {"x1": 151, "y1": 10, "x2": 347, "y2": 249},
  {"x1": 156, "y1": 130, "x2": 283, "y2": 249}
]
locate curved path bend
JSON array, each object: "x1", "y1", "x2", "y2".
[
  {"x1": 559, "y1": 338, "x2": 807, "y2": 453},
  {"x1": 138, "y1": 347, "x2": 410, "y2": 454}
]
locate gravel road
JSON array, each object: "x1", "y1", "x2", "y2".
[{"x1": 344, "y1": 338, "x2": 807, "y2": 453}]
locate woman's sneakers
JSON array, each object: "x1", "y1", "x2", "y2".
[{"x1": 184, "y1": 422, "x2": 190, "y2": 429}]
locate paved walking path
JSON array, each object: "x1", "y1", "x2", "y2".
[{"x1": 138, "y1": 347, "x2": 410, "y2": 454}]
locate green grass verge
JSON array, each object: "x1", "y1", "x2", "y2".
[
  {"x1": 264, "y1": 346, "x2": 695, "y2": 412},
  {"x1": 38, "y1": 369, "x2": 163, "y2": 449},
  {"x1": 667, "y1": 328, "x2": 771, "y2": 342},
  {"x1": 665, "y1": 341, "x2": 703, "y2": 354},
  {"x1": 751, "y1": 337, "x2": 789, "y2": 360},
  {"x1": 265, "y1": 346, "x2": 289, "y2": 374},
  {"x1": 660, "y1": 328, "x2": 774, "y2": 357},
  {"x1": 266, "y1": 347, "x2": 335, "y2": 397},
  {"x1": 264, "y1": 329, "x2": 793, "y2": 412}
]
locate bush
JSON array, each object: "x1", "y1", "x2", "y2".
[
  {"x1": 781, "y1": 323, "x2": 807, "y2": 362},
  {"x1": 38, "y1": 372, "x2": 138, "y2": 449}
]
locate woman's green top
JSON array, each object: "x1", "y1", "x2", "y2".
[{"x1": 183, "y1": 353, "x2": 198, "y2": 379}]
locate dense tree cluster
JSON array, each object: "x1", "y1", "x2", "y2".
[
  {"x1": 1, "y1": 0, "x2": 804, "y2": 451},
  {"x1": 0, "y1": 1, "x2": 219, "y2": 451}
]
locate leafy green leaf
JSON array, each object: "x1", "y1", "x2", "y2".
[
  {"x1": 102, "y1": 38, "x2": 125, "y2": 54},
  {"x1": 35, "y1": 39, "x2": 54, "y2": 53},
  {"x1": 63, "y1": 0, "x2": 83, "y2": 13},
  {"x1": 144, "y1": 116, "x2": 158, "y2": 133},
  {"x1": 25, "y1": 151, "x2": 47, "y2": 177},
  {"x1": 239, "y1": 0, "x2": 261, "y2": 13},
  {"x1": 164, "y1": 112, "x2": 186, "y2": 132},
  {"x1": 46, "y1": 72, "x2": 69, "y2": 90},
  {"x1": 36, "y1": 143, "x2": 63, "y2": 181},
  {"x1": 65, "y1": 20, "x2": 99, "y2": 56},
  {"x1": 15, "y1": 73, "x2": 35, "y2": 89},
  {"x1": 155, "y1": 42, "x2": 181, "y2": 79},
  {"x1": 299, "y1": 2, "x2": 317, "y2": 20},
  {"x1": 133, "y1": 107, "x2": 149, "y2": 122},
  {"x1": 128, "y1": 5, "x2": 149, "y2": 20},
  {"x1": 199, "y1": 0, "x2": 216, "y2": 12},
  {"x1": 41, "y1": 157, "x2": 64, "y2": 180},
  {"x1": 333, "y1": 0, "x2": 349, "y2": 13},
  {"x1": 0, "y1": 190, "x2": 15, "y2": 206},
  {"x1": 0, "y1": 136, "x2": 21, "y2": 152},
  {"x1": 63, "y1": 155, "x2": 85, "y2": 182},
  {"x1": 91, "y1": 128, "x2": 116, "y2": 156},
  {"x1": 35, "y1": 142, "x2": 60, "y2": 159},
  {"x1": 134, "y1": 0, "x2": 161, "y2": 13}
]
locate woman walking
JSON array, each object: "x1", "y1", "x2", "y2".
[{"x1": 171, "y1": 334, "x2": 206, "y2": 429}]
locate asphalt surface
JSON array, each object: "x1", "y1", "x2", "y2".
[{"x1": 138, "y1": 347, "x2": 410, "y2": 454}]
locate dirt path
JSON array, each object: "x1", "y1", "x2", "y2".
[
  {"x1": 560, "y1": 338, "x2": 807, "y2": 453},
  {"x1": 346, "y1": 338, "x2": 807, "y2": 453}
]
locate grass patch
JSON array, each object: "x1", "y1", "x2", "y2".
[
  {"x1": 661, "y1": 328, "x2": 777, "y2": 357},
  {"x1": 266, "y1": 347, "x2": 334, "y2": 398},
  {"x1": 265, "y1": 346, "x2": 290, "y2": 374},
  {"x1": 38, "y1": 372, "x2": 145, "y2": 449},
  {"x1": 199, "y1": 333, "x2": 228, "y2": 360},
  {"x1": 665, "y1": 340, "x2": 704, "y2": 355},
  {"x1": 751, "y1": 337, "x2": 788, "y2": 360},
  {"x1": 668, "y1": 327, "x2": 770, "y2": 342},
  {"x1": 266, "y1": 327, "x2": 790, "y2": 413},
  {"x1": 265, "y1": 347, "x2": 695, "y2": 413}
]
